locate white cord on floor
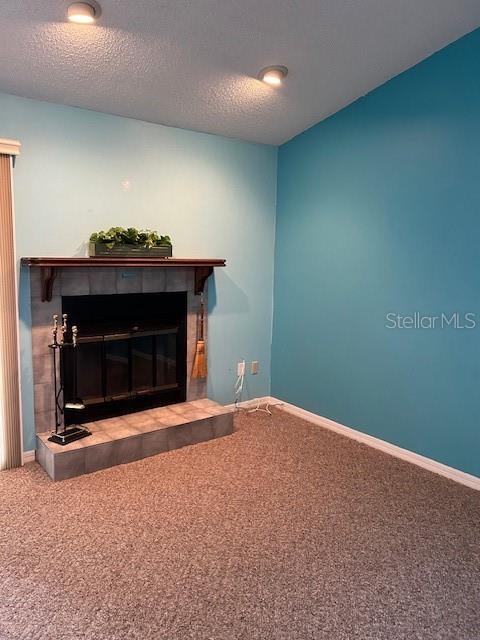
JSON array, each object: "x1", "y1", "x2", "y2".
[{"x1": 247, "y1": 399, "x2": 272, "y2": 415}]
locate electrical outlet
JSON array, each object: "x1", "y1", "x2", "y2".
[
  {"x1": 251, "y1": 361, "x2": 259, "y2": 375},
  {"x1": 237, "y1": 360, "x2": 245, "y2": 376}
]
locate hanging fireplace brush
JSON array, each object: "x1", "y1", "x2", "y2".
[
  {"x1": 48, "y1": 313, "x2": 91, "y2": 446},
  {"x1": 191, "y1": 294, "x2": 207, "y2": 379}
]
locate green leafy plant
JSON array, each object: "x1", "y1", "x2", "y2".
[{"x1": 90, "y1": 227, "x2": 172, "y2": 250}]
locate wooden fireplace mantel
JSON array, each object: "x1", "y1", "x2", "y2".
[{"x1": 21, "y1": 257, "x2": 226, "y2": 301}]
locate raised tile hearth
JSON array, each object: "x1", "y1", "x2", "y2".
[{"x1": 36, "y1": 399, "x2": 233, "y2": 481}]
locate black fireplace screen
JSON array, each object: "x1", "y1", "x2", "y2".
[{"x1": 62, "y1": 292, "x2": 187, "y2": 424}]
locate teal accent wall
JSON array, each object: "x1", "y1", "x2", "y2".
[
  {"x1": 0, "y1": 92, "x2": 277, "y2": 451},
  {"x1": 272, "y1": 28, "x2": 480, "y2": 477}
]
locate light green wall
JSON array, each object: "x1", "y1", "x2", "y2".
[{"x1": 0, "y1": 92, "x2": 277, "y2": 451}]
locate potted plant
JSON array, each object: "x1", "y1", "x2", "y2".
[{"x1": 89, "y1": 227, "x2": 173, "y2": 257}]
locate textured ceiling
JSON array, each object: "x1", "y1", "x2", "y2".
[{"x1": 1, "y1": 1, "x2": 480, "y2": 145}]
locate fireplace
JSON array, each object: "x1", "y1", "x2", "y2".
[
  {"x1": 62, "y1": 292, "x2": 187, "y2": 424},
  {"x1": 25, "y1": 263, "x2": 221, "y2": 436}
]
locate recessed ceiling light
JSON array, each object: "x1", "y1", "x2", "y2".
[
  {"x1": 258, "y1": 66, "x2": 288, "y2": 86},
  {"x1": 67, "y1": 2, "x2": 98, "y2": 24}
]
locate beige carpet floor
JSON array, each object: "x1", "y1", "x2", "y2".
[{"x1": 0, "y1": 408, "x2": 479, "y2": 640}]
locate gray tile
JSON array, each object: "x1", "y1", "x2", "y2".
[
  {"x1": 30, "y1": 268, "x2": 41, "y2": 298},
  {"x1": 35, "y1": 410, "x2": 56, "y2": 434},
  {"x1": 30, "y1": 268, "x2": 61, "y2": 300},
  {"x1": 102, "y1": 425, "x2": 141, "y2": 440},
  {"x1": 134, "y1": 421, "x2": 166, "y2": 434},
  {"x1": 34, "y1": 383, "x2": 55, "y2": 413},
  {"x1": 212, "y1": 412, "x2": 234, "y2": 439},
  {"x1": 187, "y1": 378, "x2": 206, "y2": 402},
  {"x1": 204, "y1": 404, "x2": 233, "y2": 416},
  {"x1": 53, "y1": 449, "x2": 86, "y2": 481},
  {"x1": 184, "y1": 268, "x2": 195, "y2": 292},
  {"x1": 157, "y1": 411, "x2": 189, "y2": 427},
  {"x1": 187, "y1": 312, "x2": 198, "y2": 358},
  {"x1": 85, "y1": 442, "x2": 116, "y2": 474},
  {"x1": 114, "y1": 436, "x2": 143, "y2": 465},
  {"x1": 35, "y1": 438, "x2": 46, "y2": 469},
  {"x1": 169, "y1": 402, "x2": 194, "y2": 415},
  {"x1": 187, "y1": 288, "x2": 200, "y2": 309},
  {"x1": 82, "y1": 421, "x2": 104, "y2": 434},
  {"x1": 41, "y1": 435, "x2": 87, "y2": 454},
  {"x1": 32, "y1": 326, "x2": 54, "y2": 357},
  {"x1": 60, "y1": 269, "x2": 90, "y2": 295},
  {"x1": 44, "y1": 448, "x2": 55, "y2": 480},
  {"x1": 122, "y1": 411, "x2": 158, "y2": 430},
  {"x1": 187, "y1": 356, "x2": 194, "y2": 378},
  {"x1": 95, "y1": 417, "x2": 129, "y2": 431},
  {"x1": 180, "y1": 409, "x2": 212, "y2": 421},
  {"x1": 142, "y1": 268, "x2": 166, "y2": 293},
  {"x1": 31, "y1": 296, "x2": 62, "y2": 327},
  {"x1": 29, "y1": 268, "x2": 41, "y2": 299},
  {"x1": 116, "y1": 268, "x2": 142, "y2": 294},
  {"x1": 167, "y1": 423, "x2": 192, "y2": 450},
  {"x1": 165, "y1": 268, "x2": 187, "y2": 291},
  {"x1": 86, "y1": 421, "x2": 130, "y2": 438},
  {"x1": 148, "y1": 407, "x2": 179, "y2": 420},
  {"x1": 142, "y1": 429, "x2": 169, "y2": 458},
  {"x1": 190, "y1": 418, "x2": 215, "y2": 444},
  {"x1": 89, "y1": 268, "x2": 117, "y2": 295},
  {"x1": 82, "y1": 430, "x2": 113, "y2": 446},
  {"x1": 33, "y1": 354, "x2": 53, "y2": 385},
  {"x1": 189, "y1": 398, "x2": 219, "y2": 410}
]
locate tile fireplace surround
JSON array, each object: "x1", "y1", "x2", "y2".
[{"x1": 27, "y1": 265, "x2": 233, "y2": 479}]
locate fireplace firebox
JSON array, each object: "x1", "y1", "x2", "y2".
[{"x1": 61, "y1": 292, "x2": 187, "y2": 424}]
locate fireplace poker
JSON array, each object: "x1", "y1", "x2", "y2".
[{"x1": 64, "y1": 325, "x2": 86, "y2": 411}]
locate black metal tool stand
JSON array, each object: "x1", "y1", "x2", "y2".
[{"x1": 48, "y1": 319, "x2": 91, "y2": 446}]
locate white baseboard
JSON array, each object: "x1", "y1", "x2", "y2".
[
  {"x1": 22, "y1": 450, "x2": 35, "y2": 464},
  {"x1": 268, "y1": 397, "x2": 480, "y2": 491}
]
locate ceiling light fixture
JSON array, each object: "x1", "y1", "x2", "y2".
[
  {"x1": 67, "y1": 2, "x2": 98, "y2": 24},
  {"x1": 258, "y1": 65, "x2": 288, "y2": 86}
]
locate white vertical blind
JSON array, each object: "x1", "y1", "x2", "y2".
[{"x1": 0, "y1": 140, "x2": 22, "y2": 470}]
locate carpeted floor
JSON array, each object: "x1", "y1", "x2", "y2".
[{"x1": 0, "y1": 408, "x2": 479, "y2": 640}]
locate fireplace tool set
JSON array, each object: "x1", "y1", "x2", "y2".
[{"x1": 48, "y1": 313, "x2": 91, "y2": 445}]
